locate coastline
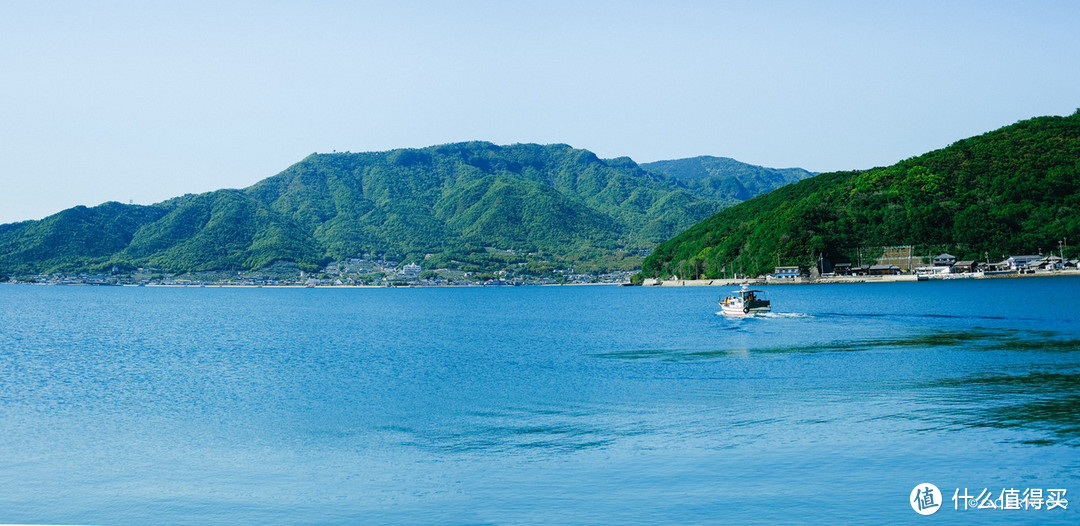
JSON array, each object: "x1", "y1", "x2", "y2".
[
  {"x1": 645, "y1": 269, "x2": 1080, "y2": 287},
  {"x1": 7, "y1": 269, "x2": 1080, "y2": 288},
  {"x1": 0, "y1": 281, "x2": 623, "y2": 289}
]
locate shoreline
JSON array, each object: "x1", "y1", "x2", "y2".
[
  {"x1": 645, "y1": 269, "x2": 1080, "y2": 287},
  {"x1": 0, "y1": 281, "x2": 624, "y2": 289},
  {"x1": 6, "y1": 270, "x2": 1079, "y2": 288}
]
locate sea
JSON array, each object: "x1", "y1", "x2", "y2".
[{"x1": 1, "y1": 277, "x2": 1078, "y2": 524}]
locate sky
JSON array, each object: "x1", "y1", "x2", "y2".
[{"x1": 1, "y1": 1, "x2": 1078, "y2": 225}]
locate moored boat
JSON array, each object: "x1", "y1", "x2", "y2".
[{"x1": 720, "y1": 283, "x2": 771, "y2": 315}]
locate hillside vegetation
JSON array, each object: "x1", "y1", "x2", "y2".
[
  {"x1": 641, "y1": 156, "x2": 814, "y2": 201},
  {"x1": 640, "y1": 111, "x2": 1080, "y2": 280},
  {"x1": 0, "y1": 142, "x2": 807, "y2": 278}
]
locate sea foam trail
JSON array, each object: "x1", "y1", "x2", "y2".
[{"x1": 715, "y1": 311, "x2": 810, "y2": 318}]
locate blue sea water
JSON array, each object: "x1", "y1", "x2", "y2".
[{"x1": 1, "y1": 277, "x2": 1078, "y2": 524}]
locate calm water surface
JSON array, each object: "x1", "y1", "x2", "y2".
[{"x1": 1, "y1": 278, "x2": 1079, "y2": 524}]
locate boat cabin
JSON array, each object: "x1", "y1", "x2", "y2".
[{"x1": 720, "y1": 284, "x2": 772, "y2": 315}]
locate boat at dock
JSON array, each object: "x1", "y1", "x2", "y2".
[{"x1": 720, "y1": 283, "x2": 771, "y2": 315}]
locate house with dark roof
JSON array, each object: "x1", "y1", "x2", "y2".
[
  {"x1": 933, "y1": 253, "x2": 957, "y2": 266},
  {"x1": 869, "y1": 264, "x2": 901, "y2": 275},
  {"x1": 1007, "y1": 255, "x2": 1042, "y2": 270},
  {"x1": 952, "y1": 260, "x2": 978, "y2": 273}
]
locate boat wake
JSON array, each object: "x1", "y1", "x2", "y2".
[
  {"x1": 758, "y1": 312, "x2": 811, "y2": 319},
  {"x1": 818, "y1": 312, "x2": 1010, "y2": 321},
  {"x1": 715, "y1": 311, "x2": 810, "y2": 318}
]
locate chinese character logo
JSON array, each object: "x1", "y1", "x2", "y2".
[
  {"x1": 951, "y1": 487, "x2": 1068, "y2": 511},
  {"x1": 911, "y1": 483, "x2": 942, "y2": 515}
]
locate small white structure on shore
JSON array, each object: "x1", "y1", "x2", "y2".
[{"x1": 916, "y1": 266, "x2": 951, "y2": 277}]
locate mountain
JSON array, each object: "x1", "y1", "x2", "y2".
[
  {"x1": 0, "y1": 142, "x2": 811, "y2": 279},
  {"x1": 639, "y1": 111, "x2": 1080, "y2": 281},
  {"x1": 641, "y1": 156, "x2": 815, "y2": 202}
]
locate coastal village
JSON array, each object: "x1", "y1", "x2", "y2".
[
  {"x1": 7, "y1": 248, "x2": 1079, "y2": 287},
  {"x1": 649, "y1": 246, "x2": 1080, "y2": 286},
  {"x1": 6, "y1": 255, "x2": 635, "y2": 287}
]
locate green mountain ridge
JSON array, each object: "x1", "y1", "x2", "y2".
[
  {"x1": 0, "y1": 142, "x2": 808, "y2": 278},
  {"x1": 640, "y1": 111, "x2": 1080, "y2": 281},
  {"x1": 641, "y1": 156, "x2": 816, "y2": 201}
]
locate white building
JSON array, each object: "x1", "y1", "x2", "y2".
[
  {"x1": 402, "y1": 263, "x2": 422, "y2": 277},
  {"x1": 1006, "y1": 255, "x2": 1042, "y2": 270}
]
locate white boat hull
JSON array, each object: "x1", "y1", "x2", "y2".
[
  {"x1": 720, "y1": 303, "x2": 771, "y2": 316},
  {"x1": 720, "y1": 283, "x2": 772, "y2": 316}
]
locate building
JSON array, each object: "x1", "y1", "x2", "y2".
[
  {"x1": 1006, "y1": 255, "x2": 1042, "y2": 270},
  {"x1": 402, "y1": 262, "x2": 423, "y2": 277},
  {"x1": 869, "y1": 264, "x2": 901, "y2": 275},
  {"x1": 1034, "y1": 256, "x2": 1063, "y2": 270},
  {"x1": 915, "y1": 265, "x2": 951, "y2": 276},
  {"x1": 773, "y1": 266, "x2": 803, "y2": 279},
  {"x1": 933, "y1": 253, "x2": 957, "y2": 266},
  {"x1": 952, "y1": 260, "x2": 978, "y2": 273}
]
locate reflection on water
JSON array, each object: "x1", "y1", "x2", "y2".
[
  {"x1": 2, "y1": 282, "x2": 1079, "y2": 524},
  {"x1": 930, "y1": 369, "x2": 1080, "y2": 447},
  {"x1": 595, "y1": 328, "x2": 1080, "y2": 362},
  {"x1": 820, "y1": 312, "x2": 1011, "y2": 321},
  {"x1": 386, "y1": 405, "x2": 646, "y2": 454},
  {"x1": 597, "y1": 327, "x2": 1080, "y2": 449}
]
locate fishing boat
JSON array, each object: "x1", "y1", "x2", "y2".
[{"x1": 720, "y1": 283, "x2": 771, "y2": 316}]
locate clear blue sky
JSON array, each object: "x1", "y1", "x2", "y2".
[{"x1": 2, "y1": 1, "x2": 1078, "y2": 224}]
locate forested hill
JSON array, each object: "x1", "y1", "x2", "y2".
[
  {"x1": 0, "y1": 142, "x2": 810, "y2": 278},
  {"x1": 641, "y1": 157, "x2": 815, "y2": 201},
  {"x1": 640, "y1": 111, "x2": 1080, "y2": 281}
]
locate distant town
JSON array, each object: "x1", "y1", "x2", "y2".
[
  {"x1": 5, "y1": 255, "x2": 636, "y2": 287},
  {"x1": 646, "y1": 249, "x2": 1080, "y2": 286},
  {"x1": 7, "y1": 249, "x2": 1079, "y2": 288}
]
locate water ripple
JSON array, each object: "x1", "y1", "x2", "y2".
[
  {"x1": 387, "y1": 405, "x2": 651, "y2": 455},
  {"x1": 593, "y1": 328, "x2": 1080, "y2": 362},
  {"x1": 918, "y1": 367, "x2": 1080, "y2": 446}
]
